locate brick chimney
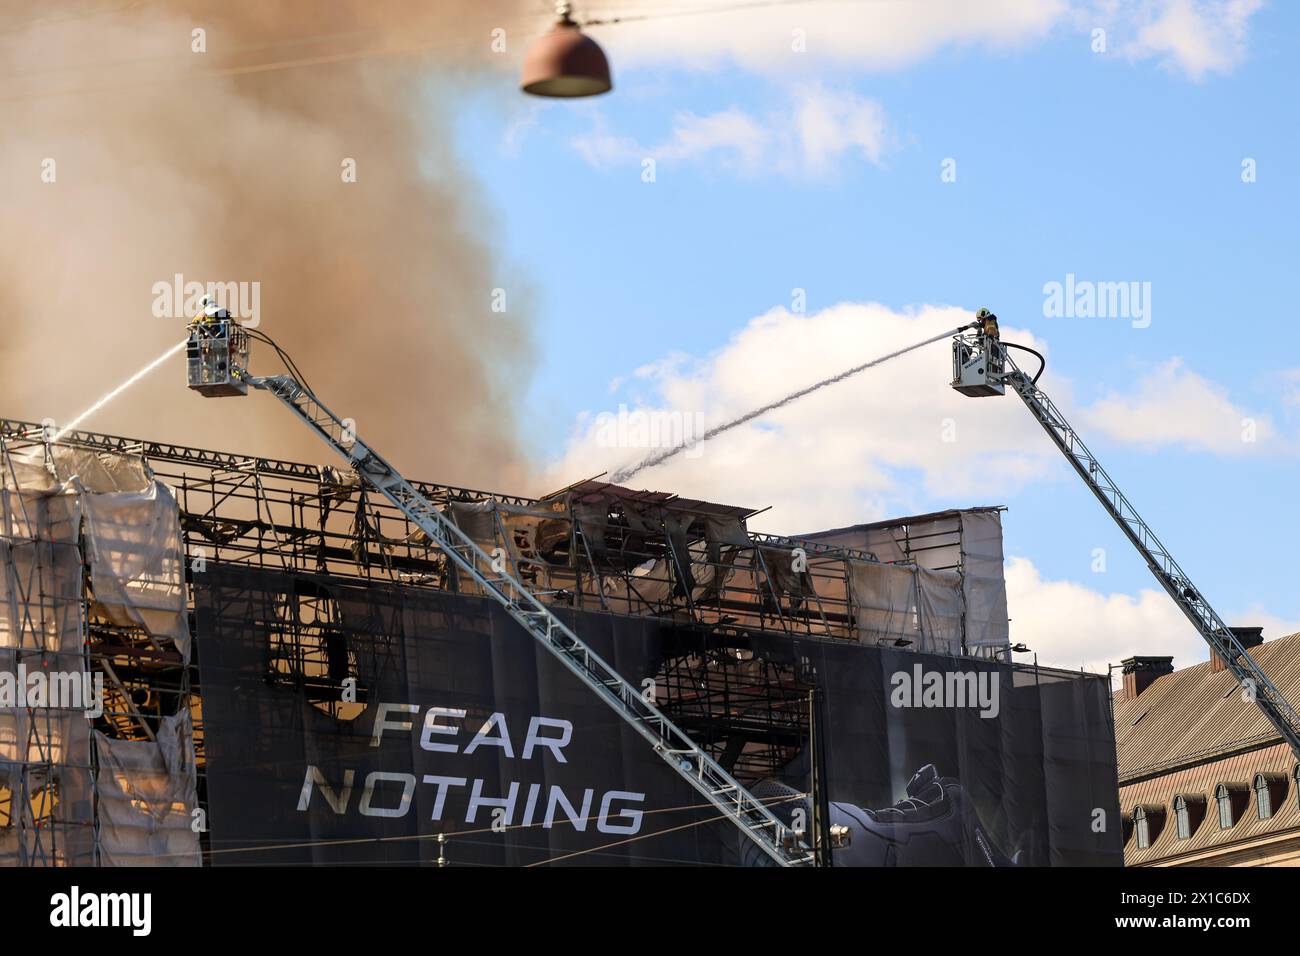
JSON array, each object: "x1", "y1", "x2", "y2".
[
  {"x1": 1211, "y1": 627, "x2": 1264, "y2": 674},
  {"x1": 1121, "y1": 656, "x2": 1174, "y2": 700}
]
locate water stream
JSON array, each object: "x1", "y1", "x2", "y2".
[
  {"x1": 53, "y1": 338, "x2": 189, "y2": 441},
  {"x1": 611, "y1": 325, "x2": 963, "y2": 483}
]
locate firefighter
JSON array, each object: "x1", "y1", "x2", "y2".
[
  {"x1": 195, "y1": 294, "x2": 232, "y2": 325},
  {"x1": 975, "y1": 307, "x2": 1000, "y2": 339}
]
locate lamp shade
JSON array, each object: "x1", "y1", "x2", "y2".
[{"x1": 521, "y1": 20, "x2": 612, "y2": 98}]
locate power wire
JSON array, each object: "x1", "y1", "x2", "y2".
[
  {"x1": 525, "y1": 792, "x2": 805, "y2": 865},
  {"x1": 0, "y1": 0, "x2": 878, "y2": 100},
  {"x1": 162, "y1": 789, "x2": 805, "y2": 861},
  {"x1": 584, "y1": 0, "x2": 870, "y2": 27}
]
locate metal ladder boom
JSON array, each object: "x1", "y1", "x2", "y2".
[
  {"x1": 997, "y1": 348, "x2": 1300, "y2": 761},
  {"x1": 246, "y1": 372, "x2": 814, "y2": 866}
]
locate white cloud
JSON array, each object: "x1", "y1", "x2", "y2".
[
  {"x1": 1080, "y1": 357, "x2": 1275, "y2": 454},
  {"x1": 1007, "y1": 559, "x2": 1299, "y2": 676},
  {"x1": 1120, "y1": 0, "x2": 1264, "y2": 81},
  {"x1": 540, "y1": 299, "x2": 1292, "y2": 677},
  {"x1": 574, "y1": 0, "x2": 1263, "y2": 83},
  {"x1": 1279, "y1": 369, "x2": 1300, "y2": 408},
  {"x1": 651, "y1": 108, "x2": 772, "y2": 168},
  {"x1": 543, "y1": 302, "x2": 1058, "y2": 534},
  {"x1": 793, "y1": 85, "x2": 890, "y2": 172},
  {"x1": 543, "y1": 303, "x2": 1282, "y2": 533},
  {"x1": 1229, "y1": 604, "x2": 1300, "y2": 644},
  {"x1": 586, "y1": 0, "x2": 1068, "y2": 74},
  {"x1": 1005, "y1": 555, "x2": 1208, "y2": 673},
  {"x1": 573, "y1": 85, "x2": 891, "y2": 177},
  {"x1": 500, "y1": 103, "x2": 543, "y2": 157},
  {"x1": 574, "y1": 108, "x2": 768, "y2": 170}
]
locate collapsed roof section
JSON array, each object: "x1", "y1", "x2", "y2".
[
  {"x1": 438, "y1": 477, "x2": 1011, "y2": 657},
  {"x1": 0, "y1": 419, "x2": 1012, "y2": 658}
]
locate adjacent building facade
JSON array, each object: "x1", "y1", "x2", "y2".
[{"x1": 1114, "y1": 631, "x2": 1300, "y2": 866}]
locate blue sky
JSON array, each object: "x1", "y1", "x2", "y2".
[{"x1": 451, "y1": 0, "x2": 1297, "y2": 670}]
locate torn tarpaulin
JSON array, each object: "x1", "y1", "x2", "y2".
[
  {"x1": 81, "y1": 481, "x2": 188, "y2": 661},
  {"x1": 93, "y1": 710, "x2": 201, "y2": 866}
]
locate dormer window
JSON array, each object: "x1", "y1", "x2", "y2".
[
  {"x1": 1215, "y1": 783, "x2": 1248, "y2": 829},
  {"x1": 1171, "y1": 793, "x2": 1206, "y2": 840},
  {"x1": 1131, "y1": 805, "x2": 1164, "y2": 848},
  {"x1": 1253, "y1": 773, "x2": 1287, "y2": 821},
  {"x1": 1255, "y1": 774, "x2": 1273, "y2": 820},
  {"x1": 1217, "y1": 784, "x2": 1232, "y2": 828},
  {"x1": 1134, "y1": 806, "x2": 1151, "y2": 848}
]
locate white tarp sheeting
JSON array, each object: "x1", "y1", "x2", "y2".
[
  {"x1": 849, "y1": 562, "x2": 919, "y2": 646},
  {"x1": 93, "y1": 711, "x2": 201, "y2": 866},
  {"x1": 0, "y1": 442, "x2": 193, "y2": 867},
  {"x1": 904, "y1": 514, "x2": 963, "y2": 571},
  {"x1": 0, "y1": 511, "x2": 82, "y2": 655},
  {"x1": 848, "y1": 562, "x2": 966, "y2": 654},
  {"x1": 2, "y1": 446, "x2": 187, "y2": 660},
  {"x1": 0, "y1": 447, "x2": 97, "y2": 865},
  {"x1": 52, "y1": 448, "x2": 150, "y2": 494},
  {"x1": 808, "y1": 508, "x2": 1010, "y2": 654},
  {"x1": 959, "y1": 511, "x2": 1010, "y2": 649},
  {"x1": 916, "y1": 567, "x2": 964, "y2": 654},
  {"x1": 0, "y1": 449, "x2": 83, "y2": 655},
  {"x1": 82, "y1": 482, "x2": 188, "y2": 661},
  {"x1": 0, "y1": 707, "x2": 95, "y2": 866}
]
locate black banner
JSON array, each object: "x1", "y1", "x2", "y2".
[
  {"x1": 194, "y1": 564, "x2": 1121, "y2": 866},
  {"x1": 752, "y1": 635, "x2": 1122, "y2": 865}
]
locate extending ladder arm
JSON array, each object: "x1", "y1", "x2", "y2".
[
  {"x1": 997, "y1": 349, "x2": 1300, "y2": 761},
  {"x1": 246, "y1": 372, "x2": 814, "y2": 866}
]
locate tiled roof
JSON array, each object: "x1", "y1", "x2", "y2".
[
  {"x1": 1120, "y1": 741, "x2": 1298, "y2": 864},
  {"x1": 1113, "y1": 631, "x2": 1300, "y2": 780}
]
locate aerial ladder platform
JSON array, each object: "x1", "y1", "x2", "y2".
[
  {"x1": 952, "y1": 310, "x2": 1300, "y2": 762},
  {"x1": 185, "y1": 319, "x2": 814, "y2": 866}
]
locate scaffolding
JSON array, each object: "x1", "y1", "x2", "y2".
[
  {"x1": 0, "y1": 438, "x2": 94, "y2": 865},
  {"x1": 0, "y1": 416, "x2": 1023, "y2": 863},
  {"x1": 0, "y1": 426, "x2": 196, "y2": 867}
]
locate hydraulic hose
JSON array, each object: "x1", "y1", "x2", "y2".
[{"x1": 1003, "y1": 340, "x2": 1046, "y2": 385}]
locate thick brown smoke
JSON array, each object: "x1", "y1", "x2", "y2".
[{"x1": 0, "y1": 1, "x2": 540, "y2": 491}]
